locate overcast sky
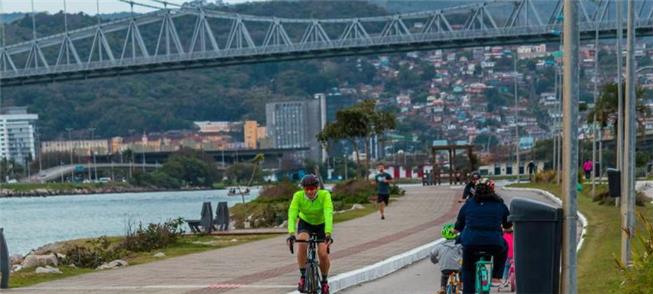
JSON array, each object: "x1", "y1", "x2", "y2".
[{"x1": 0, "y1": 1, "x2": 258, "y2": 14}]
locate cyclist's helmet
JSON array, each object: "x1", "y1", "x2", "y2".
[
  {"x1": 441, "y1": 223, "x2": 457, "y2": 240},
  {"x1": 475, "y1": 178, "x2": 495, "y2": 195},
  {"x1": 300, "y1": 174, "x2": 320, "y2": 188}
]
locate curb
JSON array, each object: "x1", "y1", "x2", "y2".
[
  {"x1": 503, "y1": 187, "x2": 588, "y2": 252},
  {"x1": 288, "y1": 238, "x2": 446, "y2": 294}
]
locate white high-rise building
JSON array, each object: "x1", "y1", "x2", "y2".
[{"x1": 0, "y1": 107, "x2": 38, "y2": 165}]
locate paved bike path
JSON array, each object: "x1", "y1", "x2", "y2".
[
  {"x1": 342, "y1": 187, "x2": 570, "y2": 294},
  {"x1": 10, "y1": 186, "x2": 461, "y2": 294}
]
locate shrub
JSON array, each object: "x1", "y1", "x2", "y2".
[
  {"x1": 257, "y1": 181, "x2": 298, "y2": 203},
  {"x1": 618, "y1": 213, "x2": 653, "y2": 293},
  {"x1": 60, "y1": 236, "x2": 121, "y2": 268},
  {"x1": 230, "y1": 202, "x2": 288, "y2": 229},
  {"x1": 332, "y1": 179, "x2": 376, "y2": 204},
  {"x1": 592, "y1": 188, "x2": 647, "y2": 207},
  {"x1": 533, "y1": 170, "x2": 557, "y2": 183},
  {"x1": 119, "y1": 218, "x2": 185, "y2": 252}
]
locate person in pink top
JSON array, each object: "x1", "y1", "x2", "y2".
[
  {"x1": 502, "y1": 227, "x2": 514, "y2": 281},
  {"x1": 583, "y1": 160, "x2": 593, "y2": 180}
]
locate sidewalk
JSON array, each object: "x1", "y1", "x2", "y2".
[{"x1": 10, "y1": 186, "x2": 461, "y2": 294}]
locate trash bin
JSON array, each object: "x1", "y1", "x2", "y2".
[
  {"x1": 0, "y1": 228, "x2": 9, "y2": 289},
  {"x1": 607, "y1": 168, "x2": 621, "y2": 198},
  {"x1": 509, "y1": 198, "x2": 562, "y2": 294}
]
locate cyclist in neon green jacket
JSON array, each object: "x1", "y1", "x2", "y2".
[{"x1": 287, "y1": 175, "x2": 334, "y2": 294}]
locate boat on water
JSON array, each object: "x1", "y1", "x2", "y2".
[{"x1": 227, "y1": 187, "x2": 250, "y2": 196}]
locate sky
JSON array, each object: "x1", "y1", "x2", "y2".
[{"x1": 0, "y1": 0, "x2": 259, "y2": 14}]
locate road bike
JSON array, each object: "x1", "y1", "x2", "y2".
[{"x1": 289, "y1": 233, "x2": 331, "y2": 294}]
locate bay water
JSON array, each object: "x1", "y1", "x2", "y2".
[{"x1": 0, "y1": 189, "x2": 258, "y2": 255}]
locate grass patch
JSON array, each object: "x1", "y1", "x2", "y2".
[
  {"x1": 333, "y1": 204, "x2": 377, "y2": 223},
  {"x1": 509, "y1": 182, "x2": 653, "y2": 293},
  {"x1": 9, "y1": 234, "x2": 275, "y2": 288}
]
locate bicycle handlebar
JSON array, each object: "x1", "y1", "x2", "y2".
[{"x1": 288, "y1": 238, "x2": 332, "y2": 254}]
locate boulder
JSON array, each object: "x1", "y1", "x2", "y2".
[
  {"x1": 97, "y1": 259, "x2": 129, "y2": 270},
  {"x1": 153, "y1": 252, "x2": 166, "y2": 258},
  {"x1": 35, "y1": 266, "x2": 62, "y2": 274},
  {"x1": 9, "y1": 254, "x2": 24, "y2": 265},
  {"x1": 351, "y1": 204, "x2": 365, "y2": 210},
  {"x1": 275, "y1": 220, "x2": 288, "y2": 228},
  {"x1": 11, "y1": 265, "x2": 23, "y2": 273},
  {"x1": 22, "y1": 253, "x2": 58, "y2": 268}
]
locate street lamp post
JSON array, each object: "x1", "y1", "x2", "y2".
[
  {"x1": 562, "y1": 0, "x2": 579, "y2": 292},
  {"x1": 622, "y1": 0, "x2": 636, "y2": 267},
  {"x1": 514, "y1": 49, "x2": 520, "y2": 183}
]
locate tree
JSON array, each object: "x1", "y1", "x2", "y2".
[
  {"x1": 587, "y1": 82, "x2": 651, "y2": 135},
  {"x1": 317, "y1": 99, "x2": 396, "y2": 178}
]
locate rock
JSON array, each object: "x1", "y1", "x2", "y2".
[
  {"x1": 10, "y1": 254, "x2": 24, "y2": 265},
  {"x1": 22, "y1": 253, "x2": 58, "y2": 268},
  {"x1": 351, "y1": 204, "x2": 365, "y2": 210},
  {"x1": 11, "y1": 265, "x2": 23, "y2": 273},
  {"x1": 231, "y1": 239, "x2": 238, "y2": 242},
  {"x1": 35, "y1": 266, "x2": 62, "y2": 274},
  {"x1": 276, "y1": 220, "x2": 288, "y2": 228},
  {"x1": 153, "y1": 252, "x2": 166, "y2": 258},
  {"x1": 97, "y1": 259, "x2": 129, "y2": 270}
]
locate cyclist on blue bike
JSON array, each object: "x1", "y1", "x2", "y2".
[
  {"x1": 286, "y1": 175, "x2": 334, "y2": 294},
  {"x1": 454, "y1": 178, "x2": 511, "y2": 294}
]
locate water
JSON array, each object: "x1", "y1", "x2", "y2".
[{"x1": 0, "y1": 189, "x2": 258, "y2": 255}]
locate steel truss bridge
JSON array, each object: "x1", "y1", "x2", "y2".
[{"x1": 2, "y1": 0, "x2": 653, "y2": 86}]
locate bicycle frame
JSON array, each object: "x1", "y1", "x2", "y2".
[
  {"x1": 446, "y1": 271, "x2": 462, "y2": 294},
  {"x1": 475, "y1": 255, "x2": 494, "y2": 294},
  {"x1": 290, "y1": 234, "x2": 329, "y2": 294}
]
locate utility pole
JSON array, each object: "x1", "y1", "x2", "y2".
[
  {"x1": 617, "y1": 0, "x2": 624, "y2": 175},
  {"x1": 592, "y1": 21, "x2": 599, "y2": 200},
  {"x1": 514, "y1": 49, "x2": 520, "y2": 183},
  {"x1": 562, "y1": 0, "x2": 579, "y2": 292},
  {"x1": 622, "y1": 0, "x2": 636, "y2": 268},
  {"x1": 89, "y1": 128, "x2": 97, "y2": 181}
]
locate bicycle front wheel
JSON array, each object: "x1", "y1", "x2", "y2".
[{"x1": 305, "y1": 263, "x2": 321, "y2": 294}]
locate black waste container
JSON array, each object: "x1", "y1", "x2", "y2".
[
  {"x1": 509, "y1": 198, "x2": 562, "y2": 294},
  {"x1": 607, "y1": 168, "x2": 621, "y2": 198}
]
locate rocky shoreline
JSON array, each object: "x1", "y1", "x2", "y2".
[{"x1": 0, "y1": 186, "x2": 213, "y2": 198}]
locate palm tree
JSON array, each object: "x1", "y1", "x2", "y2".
[
  {"x1": 587, "y1": 82, "x2": 651, "y2": 135},
  {"x1": 244, "y1": 153, "x2": 265, "y2": 204}
]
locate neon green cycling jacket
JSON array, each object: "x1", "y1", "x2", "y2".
[{"x1": 287, "y1": 189, "x2": 334, "y2": 234}]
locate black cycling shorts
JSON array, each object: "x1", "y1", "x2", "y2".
[
  {"x1": 377, "y1": 194, "x2": 390, "y2": 205},
  {"x1": 296, "y1": 218, "x2": 326, "y2": 240}
]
